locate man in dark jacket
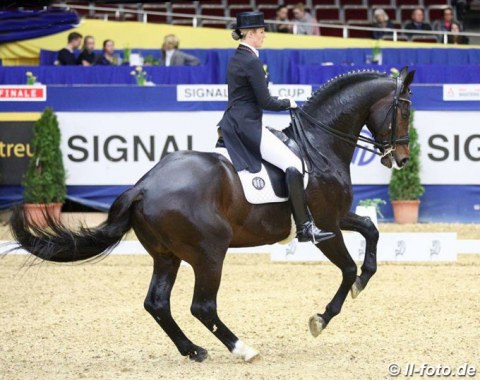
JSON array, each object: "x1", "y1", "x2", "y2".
[
  {"x1": 57, "y1": 32, "x2": 82, "y2": 65},
  {"x1": 217, "y1": 11, "x2": 334, "y2": 243},
  {"x1": 404, "y1": 8, "x2": 433, "y2": 39}
]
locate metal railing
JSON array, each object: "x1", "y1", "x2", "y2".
[{"x1": 56, "y1": 3, "x2": 480, "y2": 45}]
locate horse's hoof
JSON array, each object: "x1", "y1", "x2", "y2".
[
  {"x1": 232, "y1": 340, "x2": 259, "y2": 363},
  {"x1": 350, "y1": 277, "x2": 364, "y2": 299},
  {"x1": 188, "y1": 346, "x2": 209, "y2": 362},
  {"x1": 309, "y1": 314, "x2": 326, "y2": 337}
]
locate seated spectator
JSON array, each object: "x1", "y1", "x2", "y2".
[
  {"x1": 432, "y1": 7, "x2": 455, "y2": 32},
  {"x1": 77, "y1": 35, "x2": 96, "y2": 66},
  {"x1": 159, "y1": 34, "x2": 200, "y2": 67},
  {"x1": 372, "y1": 8, "x2": 395, "y2": 39},
  {"x1": 292, "y1": 3, "x2": 319, "y2": 36},
  {"x1": 268, "y1": 5, "x2": 293, "y2": 34},
  {"x1": 448, "y1": 21, "x2": 469, "y2": 44},
  {"x1": 404, "y1": 8, "x2": 432, "y2": 39},
  {"x1": 96, "y1": 39, "x2": 120, "y2": 65},
  {"x1": 57, "y1": 32, "x2": 82, "y2": 65}
]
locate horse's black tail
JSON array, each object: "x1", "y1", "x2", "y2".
[{"x1": 9, "y1": 187, "x2": 142, "y2": 263}]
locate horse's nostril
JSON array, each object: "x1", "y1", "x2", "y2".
[{"x1": 401, "y1": 158, "x2": 409, "y2": 167}]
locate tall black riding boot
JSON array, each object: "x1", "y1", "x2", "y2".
[{"x1": 285, "y1": 167, "x2": 335, "y2": 243}]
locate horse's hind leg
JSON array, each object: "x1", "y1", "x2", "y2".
[
  {"x1": 340, "y1": 211, "x2": 379, "y2": 299},
  {"x1": 144, "y1": 253, "x2": 208, "y2": 362},
  {"x1": 190, "y1": 254, "x2": 259, "y2": 362},
  {"x1": 309, "y1": 231, "x2": 357, "y2": 337}
]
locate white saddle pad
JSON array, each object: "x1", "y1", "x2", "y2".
[{"x1": 214, "y1": 148, "x2": 308, "y2": 205}]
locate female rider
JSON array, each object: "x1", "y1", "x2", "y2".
[{"x1": 217, "y1": 12, "x2": 334, "y2": 243}]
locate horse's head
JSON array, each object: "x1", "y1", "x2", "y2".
[{"x1": 366, "y1": 67, "x2": 415, "y2": 169}]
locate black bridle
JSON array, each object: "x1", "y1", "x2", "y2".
[{"x1": 290, "y1": 77, "x2": 412, "y2": 172}]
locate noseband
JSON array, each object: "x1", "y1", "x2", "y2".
[
  {"x1": 291, "y1": 76, "x2": 411, "y2": 159},
  {"x1": 375, "y1": 76, "x2": 411, "y2": 157}
]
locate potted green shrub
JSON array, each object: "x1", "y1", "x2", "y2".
[
  {"x1": 388, "y1": 110, "x2": 425, "y2": 223},
  {"x1": 22, "y1": 107, "x2": 66, "y2": 226}
]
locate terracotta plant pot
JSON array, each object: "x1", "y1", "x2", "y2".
[
  {"x1": 24, "y1": 203, "x2": 62, "y2": 228},
  {"x1": 391, "y1": 200, "x2": 420, "y2": 224}
]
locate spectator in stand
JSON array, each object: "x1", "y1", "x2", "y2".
[
  {"x1": 292, "y1": 3, "x2": 319, "y2": 36},
  {"x1": 57, "y1": 32, "x2": 82, "y2": 65},
  {"x1": 372, "y1": 8, "x2": 395, "y2": 39},
  {"x1": 159, "y1": 34, "x2": 200, "y2": 67},
  {"x1": 404, "y1": 8, "x2": 432, "y2": 40},
  {"x1": 268, "y1": 4, "x2": 293, "y2": 34},
  {"x1": 96, "y1": 39, "x2": 120, "y2": 65},
  {"x1": 77, "y1": 35, "x2": 96, "y2": 66},
  {"x1": 448, "y1": 21, "x2": 469, "y2": 44},
  {"x1": 433, "y1": 7, "x2": 454, "y2": 32}
]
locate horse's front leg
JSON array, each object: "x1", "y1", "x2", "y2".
[
  {"x1": 339, "y1": 211, "x2": 379, "y2": 299},
  {"x1": 309, "y1": 230, "x2": 357, "y2": 337}
]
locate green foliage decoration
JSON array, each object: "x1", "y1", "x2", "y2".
[
  {"x1": 22, "y1": 108, "x2": 66, "y2": 204},
  {"x1": 388, "y1": 110, "x2": 425, "y2": 201}
]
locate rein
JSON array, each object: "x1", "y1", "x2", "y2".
[{"x1": 289, "y1": 77, "x2": 411, "y2": 172}]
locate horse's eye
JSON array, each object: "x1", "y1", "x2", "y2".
[{"x1": 408, "y1": 89, "x2": 413, "y2": 95}]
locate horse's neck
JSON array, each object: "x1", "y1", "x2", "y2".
[{"x1": 295, "y1": 80, "x2": 393, "y2": 171}]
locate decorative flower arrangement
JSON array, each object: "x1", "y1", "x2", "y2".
[
  {"x1": 358, "y1": 198, "x2": 386, "y2": 218},
  {"x1": 26, "y1": 71, "x2": 37, "y2": 85},
  {"x1": 123, "y1": 47, "x2": 131, "y2": 64},
  {"x1": 390, "y1": 67, "x2": 400, "y2": 78},
  {"x1": 130, "y1": 66, "x2": 147, "y2": 86}
]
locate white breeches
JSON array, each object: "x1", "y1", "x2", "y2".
[{"x1": 259, "y1": 127, "x2": 303, "y2": 173}]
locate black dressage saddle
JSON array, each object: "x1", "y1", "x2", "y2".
[{"x1": 216, "y1": 127, "x2": 303, "y2": 198}]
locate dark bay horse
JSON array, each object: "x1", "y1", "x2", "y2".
[{"x1": 10, "y1": 68, "x2": 415, "y2": 363}]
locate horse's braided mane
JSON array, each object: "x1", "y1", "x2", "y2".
[{"x1": 303, "y1": 69, "x2": 391, "y2": 110}]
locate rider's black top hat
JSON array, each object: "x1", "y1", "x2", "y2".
[{"x1": 232, "y1": 11, "x2": 266, "y2": 29}]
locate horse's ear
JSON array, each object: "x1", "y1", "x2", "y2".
[
  {"x1": 403, "y1": 70, "x2": 415, "y2": 90},
  {"x1": 399, "y1": 66, "x2": 409, "y2": 79}
]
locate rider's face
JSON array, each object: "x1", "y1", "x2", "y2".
[{"x1": 249, "y1": 28, "x2": 266, "y2": 49}]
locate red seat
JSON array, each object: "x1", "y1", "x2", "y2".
[
  {"x1": 228, "y1": 0, "x2": 253, "y2": 4},
  {"x1": 411, "y1": 35, "x2": 439, "y2": 42},
  {"x1": 423, "y1": 0, "x2": 449, "y2": 6},
  {"x1": 283, "y1": 0, "x2": 310, "y2": 5},
  {"x1": 256, "y1": 0, "x2": 281, "y2": 4},
  {"x1": 199, "y1": 0, "x2": 224, "y2": 4},
  {"x1": 400, "y1": 6, "x2": 418, "y2": 22},
  {"x1": 367, "y1": 0, "x2": 392, "y2": 6},
  {"x1": 171, "y1": 4, "x2": 198, "y2": 23},
  {"x1": 347, "y1": 21, "x2": 372, "y2": 38},
  {"x1": 396, "y1": 0, "x2": 421, "y2": 6},
  {"x1": 227, "y1": 5, "x2": 255, "y2": 17},
  {"x1": 319, "y1": 23, "x2": 344, "y2": 37},
  {"x1": 315, "y1": 6, "x2": 342, "y2": 22},
  {"x1": 427, "y1": 5, "x2": 448, "y2": 23},
  {"x1": 257, "y1": 5, "x2": 278, "y2": 20},
  {"x1": 339, "y1": 0, "x2": 365, "y2": 6},
  {"x1": 201, "y1": 20, "x2": 228, "y2": 28},
  {"x1": 200, "y1": 6, "x2": 226, "y2": 18},
  {"x1": 309, "y1": 0, "x2": 338, "y2": 5},
  {"x1": 344, "y1": 6, "x2": 369, "y2": 21}
]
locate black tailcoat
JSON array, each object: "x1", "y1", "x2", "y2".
[{"x1": 218, "y1": 45, "x2": 290, "y2": 173}]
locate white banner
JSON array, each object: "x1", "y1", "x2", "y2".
[
  {"x1": 176, "y1": 84, "x2": 312, "y2": 102},
  {"x1": 443, "y1": 84, "x2": 480, "y2": 101},
  {"x1": 57, "y1": 111, "x2": 480, "y2": 186},
  {"x1": 271, "y1": 233, "x2": 458, "y2": 262}
]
